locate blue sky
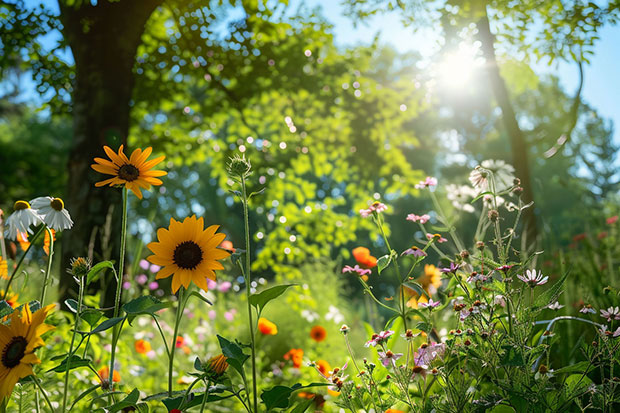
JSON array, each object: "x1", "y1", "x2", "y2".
[{"x1": 303, "y1": 0, "x2": 620, "y2": 143}]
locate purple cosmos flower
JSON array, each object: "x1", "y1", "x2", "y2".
[
  {"x1": 600, "y1": 306, "x2": 620, "y2": 322},
  {"x1": 365, "y1": 330, "x2": 394, "y2": 347},
  {"x1": 378, "y1": 350, "x2": 403, "y2": 367},
  {"x1": 342, "y1": 264, "x2": 372, "y2": 276},
  {"x1": 406, "y1": 213, "x2": 430, "y2": 224},
  {"x1": 441, "y1": 262, "x2": 460, "y2": 274},
  {"x1": 414, "y1": 342, "x2": 445, "y2": 367},
  {"x1": 517, "y1": 269, "x2": 548, "y2": 287},
  {"x1": 426, "y1": 233, "x2": 447, "y2": 243},
  {"x1": 418, "y1": 298, "x2": 441, "y2": 309},
  {"x1": 136, "y1": 274, "x2": 148, "y2": 285},
  {"x1": 402, "y1": 246, "x2": 427, "y2": 257},
  {"x1": 122, "y1": 281, "x2": 131, "y2": 290},
  {"x1": 415, "y1": 176, "x2": 437, "y2": 189},
  {"x1": 580, "y1": 305, "x2": 596, "y2": 314}
]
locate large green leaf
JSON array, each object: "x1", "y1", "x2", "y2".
[
  {"x1": 47, "y1": 355, "x2": 92, "y2": 373},
  {"x1": 260, "y1": 383, "x2": 327, "y2": 411},
  {"x1": 81, "y1": 316, "x2": 125, "y2": 335},
  {"x1": 122, "y1": 295, "x2": 172, "y2": 324},
  {"x1": 249, "y1": 284, "x2": 296, "y2": 314},
  {"x1": 217, "y1": 335, "x2": 249, "y2": 376},
  {"x1": 107, "y1": 388, "x2": 140, "y2": 413}
]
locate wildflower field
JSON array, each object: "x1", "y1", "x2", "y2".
[{"x1": 1, "y1": 1, "x2": 620, "y2": 412}]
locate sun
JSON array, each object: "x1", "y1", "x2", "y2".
[{"x1": 436, "y1": 42, "x2": 483, "y2": 90}]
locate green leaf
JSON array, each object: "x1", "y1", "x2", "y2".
[
  {"x1": 188, "y1": 291, "x2": 213, "y2": 306},
  {"x1": 249, "y1": 284, "x2": 296, "y2": 313},
  {"x1": 500, "y1": 345, "x2": 525, "y2": 367},
  {"x1": 403, "y1": 281, "x2": 429, "y2": 299},
  {"x1": 261, "y1": 383, "x2": 327, "y2": 411},
  {"x1": 82, "y1": 316, "x2": 125, "y2": 335},
  {"x1": 554, "y1": 361, "x2": 592, "y2": 375},
  {"x1": 70, "y1": 384, "x2": 101, "y2": 410},
  {"x1": 161, "y1": 391, "x2": 230, "y2": 410},
  {"x1": 65, "y1": 299, "x2": 79, "y2": 313},
  {"x1": 122, "y1": 295, "x2": 172, "y2": 320},
  {"x1": 217, "y1": 335, "x2": 249, "y2": 376},
  {"x1": 290, "y1": 397, "x2": 315, "y2": 413},
  {"x1": 377, "y1": 254, "x2": 391, "y2": 274},
  {"x1": 80, "y1": 309, "x2": 103, "y2": 327},
  {"x1": 107, "y1": 388, "x2": 140, "y2": 413},
  {"x1": 86, "y1": 260, "x2": 115, "y2": 285},
  {"x1": 534, "y1": 271, "x2": 569, "y2": 309},
  {"x1": 0, "y1": 301, "x2": 13, "y2": 318},
  {"x1": 47, "y1": 355, "x2": 92, "y2": 373}
]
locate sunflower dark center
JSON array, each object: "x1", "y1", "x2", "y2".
[
  {"x1": 173, "y1": 241, "x2": 203, "y2": 270},
  {"x1": 2, "y1": 336, "x2": 28, "y2": 368},
  {"x1": 118, "y1": 164, "x2": 140, "y2": 182}
]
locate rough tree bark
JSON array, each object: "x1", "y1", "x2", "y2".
[
  {"x1": 477, "y1": 9, "x2": 539, "y2": 243},
  {"x1": 58, "y1": 0, "x2": 162, "y2": 306}
]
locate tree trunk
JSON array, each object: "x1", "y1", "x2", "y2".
[
  {"x1": 58, "y1": 0, "x2": 162, "y2": 307},
  {"x1": 477, "y1": 9, "x2": 539, "y2": 243}
]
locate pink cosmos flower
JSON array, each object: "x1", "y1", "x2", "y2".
[
  {"x1": 359, "y1": 208, "x2": 372, "y2": 218},
  {"x1": 579, "y1": 305, "x2": 596, "y2": 314},
  {"x1": 364, "y1": 330, "x2": 394, "y2": 347},
  {"x1": 207, "y1": 278, "x2": 217, "y2": 290},
  {"x1": 401, "y1": 246, "x2": 427, "y2": 257},
  {"x1": 418, "y1": 298, "x2": 441, "y2": 308},
  {"x1": 378, "y1": 350, "x2": 403, "y2": 367},
  {"x1": 149, "y1": 264, "x2": 161, "y2": 273},
  {"x1": 218, "y1": 281, "x2": 232, "y2": 293},
  {"x1": 136, "y1": 274, "x2": 148, "y2": 285},
  {"x1": 517, "y1": 269, "x2": 548, "y2": 287},
  {"x1": 600, "y1": 306, "x2": 620, "y2": 322},
  {"x1": 208, "y1": 310, "x2": 216, "y2": 320},
  {"x1": 426, "y1": 233, "x2": 447, "y2": 243},
  {"x1": 406, "y1": 213, "x2": 430, "y2": 224},
  {"x1": 415, "y1": 176, "x2": 437, "y2": 189},
  {"x1": 342, "y1": 265, "x2": 372, "y2": 276},
  {"x1": 148, "y1": 281, "x2": 159, "y2": 291},
  {"x1": 414, "y1": 342, "x2": 445, "y2": 367}
]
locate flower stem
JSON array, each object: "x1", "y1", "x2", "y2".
[
  {"x1": 2, "y1": 226, "x2": 45, "y2": 300},
  {"x1": 199, "y1": 380, "x2": 211, "y2": 413},
  {"x1": 109, "y1": 187, "x2": 128, "y2": 392},
  {"x1": 241, "y1": 176, "x2": 258, "y2": 413},
  {"x1": 32, "y1": 378, "x2": 54, "y2": 413},
  {"x1": 169, "y1": 286, "x2": 186, "y2": 396},
  {"x1": 61, "y1": 274, "x2": 85, "y2": 412},
  {"x1": 39, "y1": 227, "x2": 54, "y2": 305}
]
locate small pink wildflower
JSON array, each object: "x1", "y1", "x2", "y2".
[
  {"x1": 401, "y1": 246, "x2": 427, "y2": 257},
  {"x1": 342, "y1": 265, "x2": 372, "y2": 276},
  {"x1": 378, "y1": 350, "x2": 403, "y2": 367},
  {"x1": 415, "y1": 176, "x2": 437, "y2": 189},
  {"x1": 579, "y1": 305, "x2": 596, "y2": 314},
  {"x1": 600, "y1": 306, "x2": 620, "y2": 322},
  {"x1": 418, "y1": 298, "x2": 441, "y2": 309},
  {"x1": 407, "y1": 213, "x2": 430, "y2": 224},
  {"x1": 426, "y1": 233, "x2": 447, "y2": 243},
  {"x1": 606, "y1": 215, "x2": 618, "y2": 225}
]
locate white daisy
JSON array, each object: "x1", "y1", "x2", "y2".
[
  {"x1": 4, "y1": 200, "x2": 43, "y2": 240},
  {"x1": 30, "y1": 196, "x2": 73, "y2": 232},
  {"x1": 517, "y1": 269, "x2": 548, "y2": 287}
]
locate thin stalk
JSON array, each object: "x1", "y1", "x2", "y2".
[
  {"x1": 153, "y1": 317, "x2": 171, "y2": 358},
  {"x1": 429, "y1": 190, "x2": 466, "y2": 252},
  {"x1": 32, "y1": 378, "x2": 54, "y2": 413},
  {"x1": 199, "y1": 380, "x2": 212, "y2": 413},
  {"x1": 168, "y1": 286, "x2": 186, "y2": 396},
  {"x1": 39, "y1": 227, "x2": 54, "y2": 305},
  {"x1": 109, "y1": 187, "x2": 128, "y2": 391},
  {"x1": 2, "y1": 226, "x2": 45, "y2": 299},
  {"x1": 61, "y1": 274, "x2": 85, "y2": 411},
  {"x1": 241, "y1": 176, "x2": 258, "y2": 413}
]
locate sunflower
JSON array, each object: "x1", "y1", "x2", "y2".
[
  {"x1": 146, "y1": 215, "x2": 230, "y2": 293},
  {"x1": 205, "y1": 354, "x2": 229, "y2": 377},
  {"x1": 91, "y1": 145, "x2": 166, "y2": 199},
  {"x1": 0, "y1": 303, "x2": 55, "y2": 401}
]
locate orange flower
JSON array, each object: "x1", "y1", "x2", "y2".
[
  {"x1": 352, "y1": 247, "x2": 377, "y2": 269},
  {"x1": 98, "y1": 366, "x2": 121, "y2": 383},
  {"x1": 91, "y1": 145, "x2": 166, "y2": 199},
  {"x1": 134, "y1": 339, "x2": 151, "y2": 354},
  {"x1": 175, "y1": 335, "x2": 185, "y2": 348},
  {"x1": 16, "y1": 231, "x2": 30, "y2": 251},
  {"x1": 283, "y1": 348, "x2": 304, "y2": 368},
  {"x1": 0, "y1": 258, "x2": 8, "y2": 280},
  {"x1": 182, "y1": 345, "x2": 191, "y2": 355},
  {"x1": 43, "y1": 229, "x2": 55, "y2": 256},
  {"x1": 219, "y1": 240, "x2": 235, "y2": 253},
  {"x1": 258, "y1": 317, "x2": 278, "y2": 335},
  {"x1": 310, "y1": 325, "x2": 327, "y2": 342},
  {"x1": 206, "y1": 354, "x2": 229, "y2": 376},
  {"x1": 386, "y1": 410, "x2": 405, "y2": 413},
  {"x1": 316, "y1": 359, "x2": 331, "y2": 376}
]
